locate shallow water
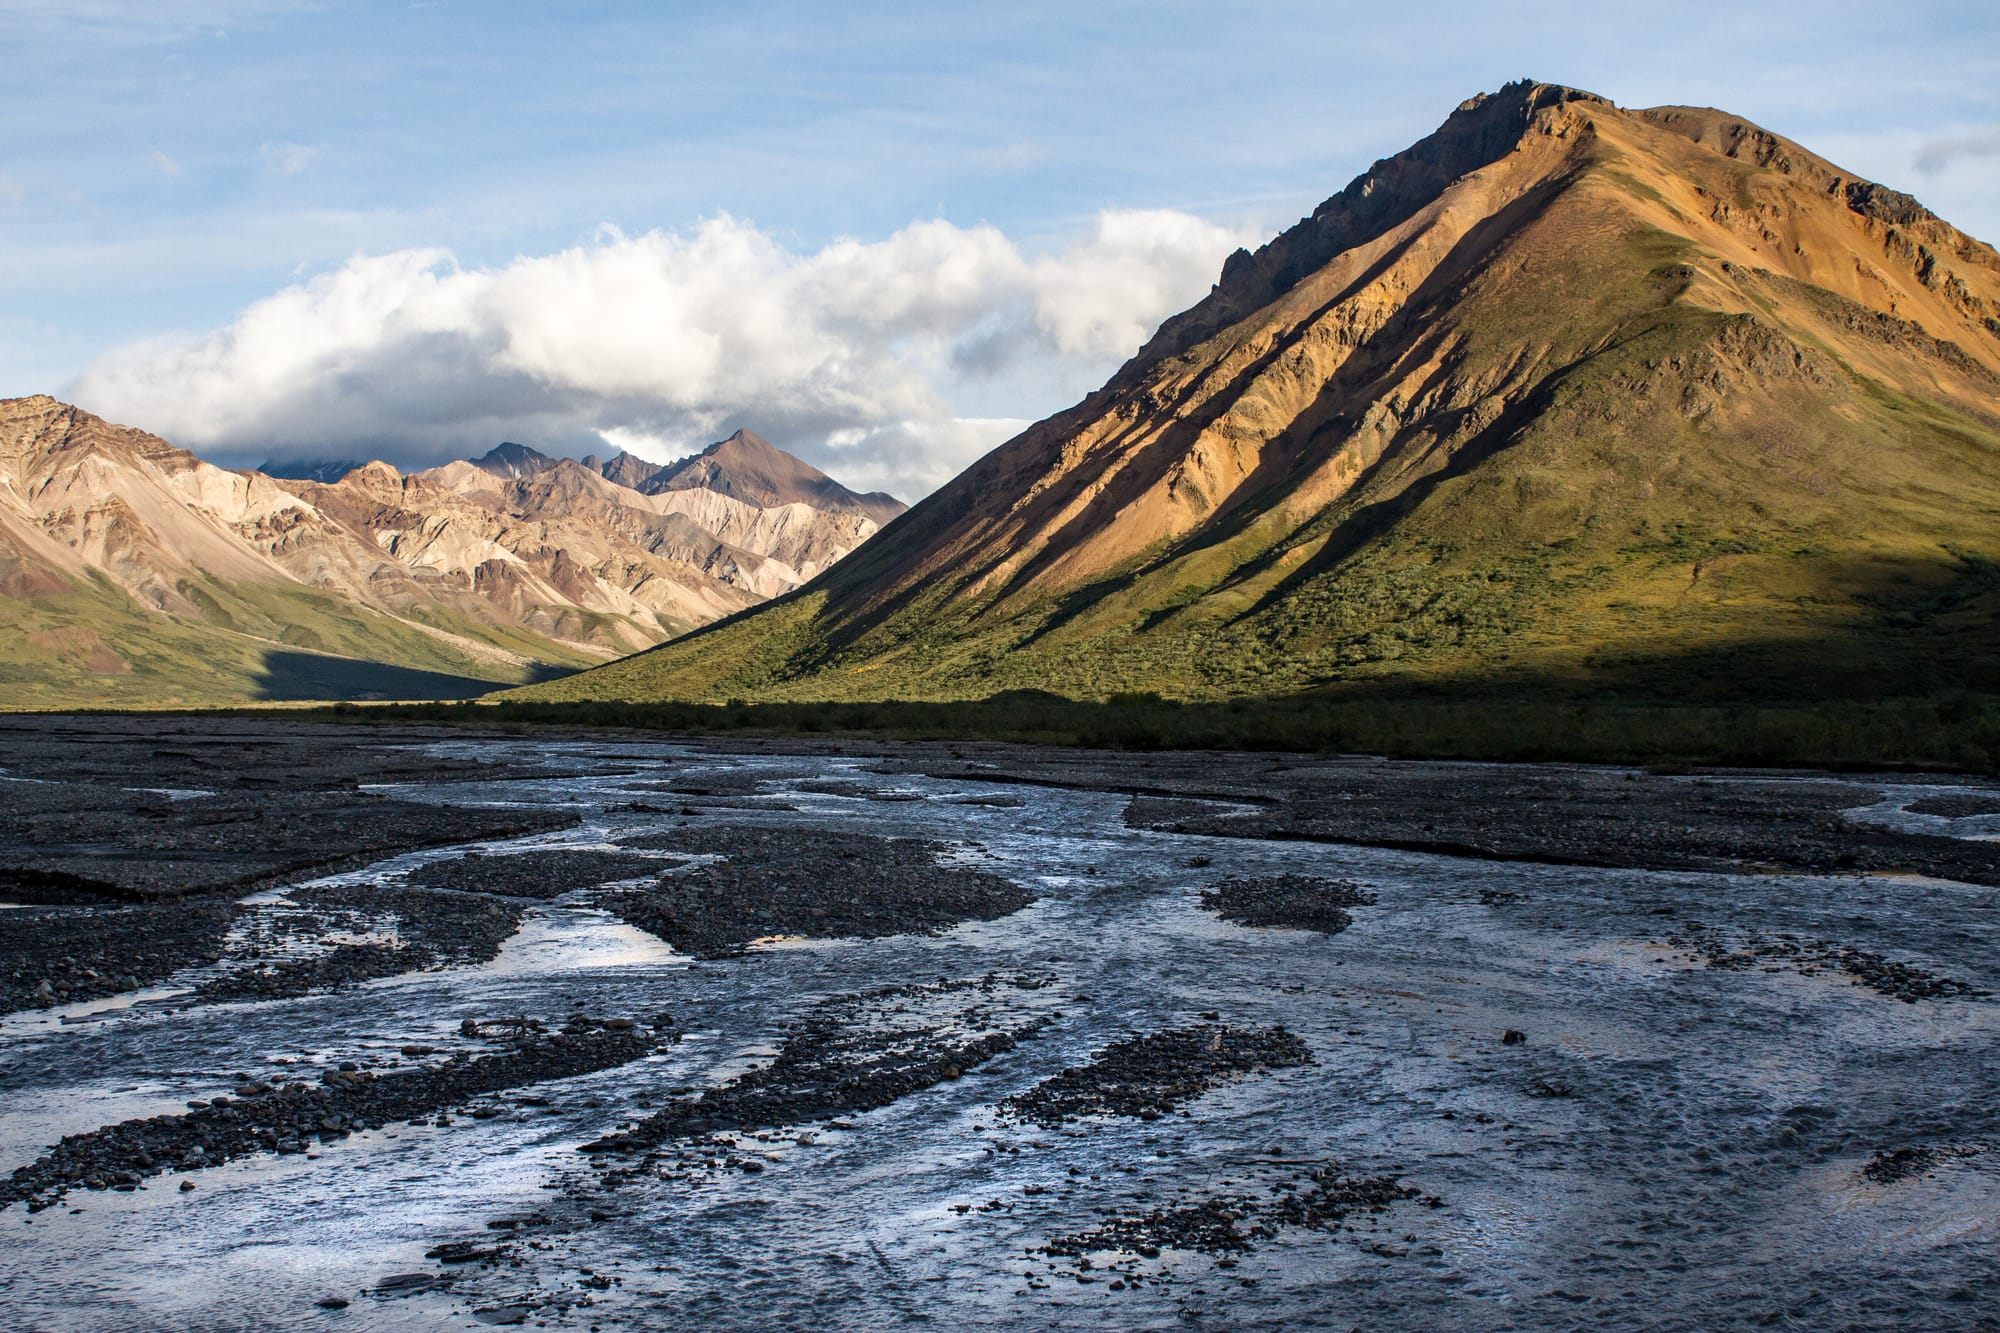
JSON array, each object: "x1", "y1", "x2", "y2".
[{"x1": 4, "y1": 743, "x2": 1998, "y2": 1331}]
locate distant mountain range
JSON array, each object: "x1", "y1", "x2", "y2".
[
  {"x1": 518, "y1": 81, "x2": 2000, "y2": 709},
  {"x1": 0, "y1": 401, "x2": 903, "y2": 705}
]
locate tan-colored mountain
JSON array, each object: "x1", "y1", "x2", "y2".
[
  {"x1": 0, "y1": 398, "x2": 903, "y2": 705},
  {"x1": 521, "y1": 80, "x2": 2000, "y2": 708}
]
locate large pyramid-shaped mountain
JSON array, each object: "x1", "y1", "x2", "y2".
[{"x1": 517, "y1": 81, "x2": 2000, "y2": 706}]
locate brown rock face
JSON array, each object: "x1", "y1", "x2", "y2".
[
  {"x1": 524, "y1": 80, "x2": 2000, "y2": 705},
  {"x1": 646, "y1": 429, "x2": 908, "y2": 527},
  {"x1": 0, "y1": 397, "x2": 905, "y2": 703}
]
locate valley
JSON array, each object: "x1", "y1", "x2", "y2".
[{"x1": 9, "y1": 10, "x2": 1999, "y2": 1330}]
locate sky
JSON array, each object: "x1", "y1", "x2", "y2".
[{"x1": 3, "y1": 1, "x2": 1998, "y2": 498}]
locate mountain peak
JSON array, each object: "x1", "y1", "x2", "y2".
[
  {"x1": 586, "y1": 450, "x2": 667, "y2": 492},
  {"x1": 1123, "y1": 81, "x2": 1616, "y2": 381},
  {"x1": 648, "y1": 429, "x2": 905, "y2": 524},
  {"x1": 517, "y1": 83, "x2": 2000, "y2": 710},
  {"x1": 470, "y1": 441, "x2": 560, "y2": 480}
]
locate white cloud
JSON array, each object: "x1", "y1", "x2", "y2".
[
  {"x1": 0, "y1": 172, "x2": 22, "y2": 206},
  {"x1": 146, "y1": 150, "x2": 181, "y2": 177},
  {"x1": 820, "y1": 417, "x2": 1032, "y2": 498},
  {"x1": 69, "y1": 209, "x2": 1255, "y2": 498},
  {"x1": 976, "y1": 141, "x2": 1048, "y2": 171},
  {"x1": 259, "y1": 141, "x2": 319, "y2": 176}
]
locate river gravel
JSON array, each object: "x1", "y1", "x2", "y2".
[{"x1": 2, "y1": 726, "x2": 1997, "y2": 1331}]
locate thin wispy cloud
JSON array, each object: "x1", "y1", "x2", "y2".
[
  {"x1": 1916, "y1": 128, "x2": 2000, "y2": 176},
  {"x1": 976, "y1": 141, "x2": 1048, "y2": 171},
  {"x1": 0, "y1": 1, "x2": 312, "y2": 43},
  {"x1": 259, "y1": 141, "x2": 319, "y2": 176},
  {"x1": 145, "y1": 150, "x2": 182, "y2": 178}
]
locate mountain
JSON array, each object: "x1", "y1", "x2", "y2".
[
  {"x1": 581, "y1": 450, "x2": 666, "y2": 492},
  {"x1": 0, "y1": 401, "x2": 904, "y2": 706},
  {"x1": 469, "y1": 441, "x2": 562, "y2": 481},
  {"x1": 515, "y1": 81, "x2": 2000, "y2": 709},
  {"x1": 646, "y1": 429, "x2": 907, "y2": 526},
  {"x1": 259, "y1": 457, "x2": 362, "y2": 484}
]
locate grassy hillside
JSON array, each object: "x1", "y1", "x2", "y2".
[
  {"x1": 509, "y1": 85, "x2": 2000, "y2": 718},
  {"x1": 0, "y1": 572, "x2": 577, "y2": 707},
  {"x1": 512, "y1": 269, "x2": 2000, "y2": 709}
]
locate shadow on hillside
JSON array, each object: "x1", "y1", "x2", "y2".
[
  {"x1": 330, "y1": 673, "x2": 2000, "y2": 776},
  {"x1": 252, "y1": 650, "x2": 570, "y2": 702}
]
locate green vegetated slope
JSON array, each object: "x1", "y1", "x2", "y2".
[
  {"x1": 514, "y1": 82, "x2": 2000, "y2": 710},
  {"x1": 0, "y1": 572, "x2": 577, "y2": 708}
]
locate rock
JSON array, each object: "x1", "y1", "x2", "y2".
[
  {"x1": 1003, "y1": 1024, "x2": 1312, "y2": 1127},
  {"x1": 316, "y1": 1296, "x2": 350, "y2": 1309},
  {"x1": 178, "y1": 1180, "x2": 195, "y2": 1192},
  {"x1": 426, "y1": 1241, "x2": 502, "y2": 1264},
  {"x1": 1501, "y1": 1030, "x2": 1526, "y2": 1046},
  {"x1": 373, "y1": 1273, "x2": 438, "y2": 1295},
  {"x1": 1201, "y1": 874, "x2": 1374, "y2": 934},
  {"x1": 598, "y1": 826, "x2": 1033, "y2": 957},
  {"x1": 0, "y1": 1022, "x2": 662, "y2": 1211}
]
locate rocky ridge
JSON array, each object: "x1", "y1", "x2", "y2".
[{"x1": 0, "y1": 399, "x2": 904, "y2": 704}]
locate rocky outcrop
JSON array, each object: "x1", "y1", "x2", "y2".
[
  {"x1": 645, "y1": 429, "x2": 907, "y2": 526},
  {"x1": 0, "y1": 398, "x2": 905, "y2": 703}
]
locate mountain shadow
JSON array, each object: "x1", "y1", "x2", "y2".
[{"x1": 253, "y1": 651, "x2": 570, "y2": 703}]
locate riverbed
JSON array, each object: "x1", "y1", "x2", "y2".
[{"x1": 2, "y1": 719, "x2": 1997, "y2": 1330}]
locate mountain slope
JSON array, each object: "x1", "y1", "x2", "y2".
[
  {"x1": 518, "y1": 81, "x2": 2000, "y2": 708},
  {"x1": 646, "y1": 429, "x2": 907, "y2": 526},
  {"x1": 0, "y1": 401, "x2": 904, "y2": 705}
]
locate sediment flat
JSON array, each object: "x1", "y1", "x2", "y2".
[{"x1": 2, "y1": 714, "x2": 1996, "y2": 1330}]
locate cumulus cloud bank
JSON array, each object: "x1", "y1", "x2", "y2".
[{"x1": 71, "y1": 209, "x2": 1255, "y2": 498}]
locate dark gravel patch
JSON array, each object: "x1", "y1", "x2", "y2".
[
  {"x1": 874, "y1": 746, "x2": 2000, "y2": 884},
  {"x1": 0, "y1": 899, "x2": 242, "y2": 1015},
  {"x1": 193, "y1": 885, "x2": 532, "y2": 1003},
  {"x1": 2, "y1": 1016, "x2": 668, "y2": 1211},
  {"x1": 0, "y1": 788, "x2": 576, "y2": 903},
  {"x1": 1200, "y1": 874, "x2": 1375, "y2": 934},
  {"x1": 1002, "y1": 1023, "x2": 1313, "y2": 1127},
  {"x1": 1663, "y1": 923, "x2": 1988, "y2": 1002},
  {"x1": 406, "y1": 850, "x2": 669, "y2": 898},
  {"x1": 1862, "y1": 1144, "x2": 1984, "y2": 1183},
  {"x1": 1904, "y1": 794, "x2": 2000, "y2": 819},
  {"x1": 601, "y1": 826, "x2": 1033, "y2": 958},
  {"x1": 0, "y1": 715, "x2": 607, "y2": 792},
  {"x1": 586, "y1": 975, "x2": 1053, "y2": 1152},
  {"x1": 1122, "y1": 765, "x2": 2000, "y2": 888},
  {"x1": 1043, "y1": 1169, "x2": 1424, "y2": 1262}
]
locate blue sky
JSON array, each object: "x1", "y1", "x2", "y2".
[{"x1": 4, "y1": 1, "x2": 1998, "y2": 494}]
